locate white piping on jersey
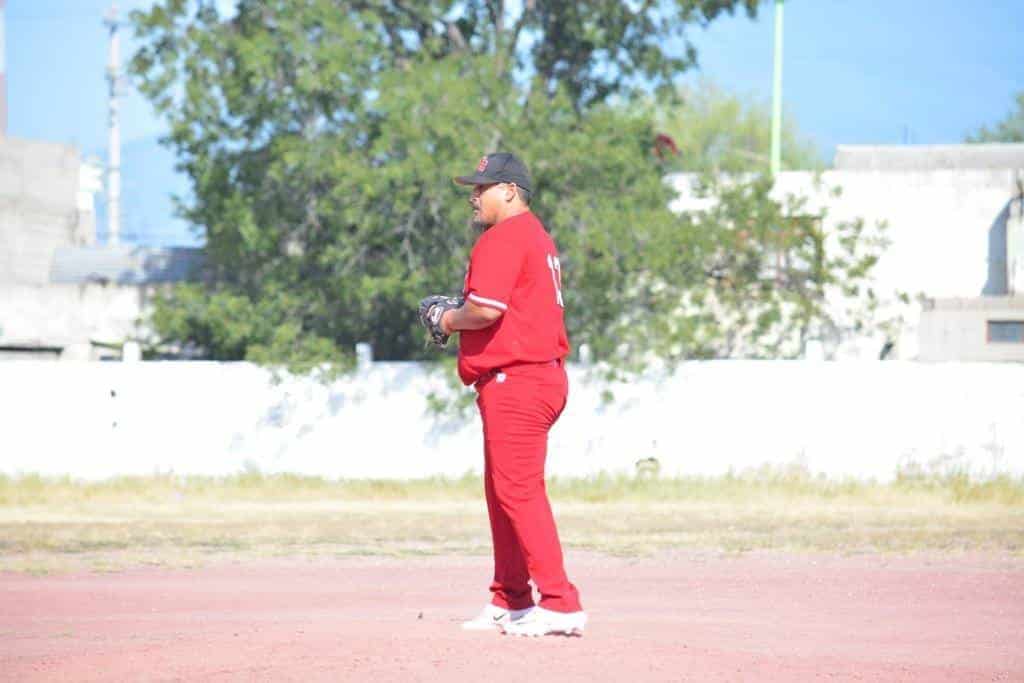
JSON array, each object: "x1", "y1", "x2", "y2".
[{"x1": 468, "y1": 293, "x2": 508, "y2": 311}]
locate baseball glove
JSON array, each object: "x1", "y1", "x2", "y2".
[{"x1": 418, "y1": 295, "x2": 464, "y2": 348}]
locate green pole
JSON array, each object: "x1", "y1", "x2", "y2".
[{"x1": 770, "y1": 0, "x2": 784, "y2": 176}]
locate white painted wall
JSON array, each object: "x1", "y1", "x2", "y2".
[
  {"x1": 775, "y1": 168, "x2": 1016, "y2": 301},
  {"x1": 0, "y1": 361, "x2": 1020, "y2": 482},
  {"x1": 0, "y1": 137, "x2": 86, "y2": 285},
  {"x1": 669, "y1": 163, "x2": 1023, "y2": 359},
  {"x1": 919, "y1": 297, "x2": 1024, "y2": 362},
  {"x1": 0, "y1": 283, "x2": 149, "y2": 355}
]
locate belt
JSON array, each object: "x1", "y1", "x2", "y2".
[{"x1": 475, "y1": 358, "x2": 562, "y2": 386}]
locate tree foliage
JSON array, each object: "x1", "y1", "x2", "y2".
[
  {"x1": 131, "y1": 0, "x2": 889, "y2": 374},
  {"x1": 965, "y1": 92, "x2": 1024, "y2": 143},
  {"x1": 673, "y1": 176, "x2": 893, "y2": 360},
  {"x1": 650, "y1": 81, "x2": 823, "y2": 174}
]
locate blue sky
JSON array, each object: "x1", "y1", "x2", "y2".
[
  {"x1": 680, "y1": 1, "x2": 1024, "y2": 150},
  {"x1": 7, "y1": 0, "x2": 1024, "y2": 246}
]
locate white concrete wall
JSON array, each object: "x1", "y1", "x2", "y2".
[
  {"x1": 919, "y1": 297, "x2": 1024, "y2": 362},
  {"x1": 0, "y1": 361, "x2": 1020, "y2": 482},
  {"x1": 0, "y1": 137, "x2": 85, "y2": 285},
  {"x1": 780, "y1": 168, "x2": 1017, "y2": 302},
  {"x1": 670, "y1": 164, "x2": 1023, "y2": 359},
  {"x1": 0, "y1": 283, "x2": 149, "y2": 354}
]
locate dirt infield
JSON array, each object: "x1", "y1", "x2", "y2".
[{"x1": 3, "y1": 552, "x2": 1022, "y2": 682}]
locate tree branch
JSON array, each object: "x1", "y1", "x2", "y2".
[
  {"x1": 486, "y1": 0, "x2": 502, "y2": 39},
  {"x1": 506, "y1": 0, "x2": 534, "y2": 67},
  {"x1": 446, "y1": 21, "x2": 468, "y2": 51},
  {"x1": 487, "y1": 129, "x2": 503, "y2": 153},
  {"x1": 390, "y1": 0, "x2": 435, "y2": 48}
]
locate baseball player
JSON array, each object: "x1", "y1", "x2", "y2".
[{"x1": 418, "y1": 152, "x2": 586, "y2": 637}]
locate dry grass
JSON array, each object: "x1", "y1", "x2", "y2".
[{"x1": 1, "y1": 470, "x2": 1022, "y2": 574}]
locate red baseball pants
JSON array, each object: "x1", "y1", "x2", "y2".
[{"x1": 475, "y1": 360, "x2": 582, "y2": 613}]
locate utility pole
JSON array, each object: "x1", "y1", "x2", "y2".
[
  {"x1": 104, "y1": 3, "x2": 122, "y2": 246},
  {"x1": 770, "y1": 0, "x2": 784, "y2": 177},
  {"x1": 0, "y1": 0, "x2": 7, "y2": 138}
]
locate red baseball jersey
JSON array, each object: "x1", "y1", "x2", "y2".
[{"x1": 458, "y1": 211, "x2": 570, "y2": 385}]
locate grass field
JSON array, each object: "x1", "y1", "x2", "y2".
[{"x1": 2, "y1": 469, "x2": 1022, "y2": 574}]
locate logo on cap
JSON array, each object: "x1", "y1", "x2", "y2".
[{"x1": 476, "y1": 156, "x2": 489, "y2": 172}]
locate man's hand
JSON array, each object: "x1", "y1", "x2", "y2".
[{"x1": 418, "y1": 295, "x2": 464, "y2": 348}]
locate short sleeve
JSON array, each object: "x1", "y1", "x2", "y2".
[{"x1": 465, "y1": 230, "x2": 523, "y2": 312}]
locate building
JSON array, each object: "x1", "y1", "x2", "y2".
[
  {"x1": 0, "y1": 136, "x2": 202, "y2": 360},
  {"x1": 670, "y1": 143, "x2": 1024, "y2": 361},
  {"x1": 4, "y1": 138, "x2": 1022, "y2": 362}
]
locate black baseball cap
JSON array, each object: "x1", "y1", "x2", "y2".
[{"x1": 454, "y1": 152, "x2": 532, "y2": 193}]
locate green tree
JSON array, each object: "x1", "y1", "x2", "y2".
[
  {"x1": 131, "y1": 0, "x2": 889, "y2": 376},
  {"x1": 131, "y1": 0, "x2": 756, "y2": 370},
  {"x1": 650, "y1": 82, "x2": 824, "y2": 173},
  {"x1": 671, "y1": 176, "x2": 893, "y2": 361},
  {"x1": 965, "y1": 92, "x2": 1024, "y2": 143},
  {"x1": 634, "y1": 84, "x2": 894, "y2": 362}
]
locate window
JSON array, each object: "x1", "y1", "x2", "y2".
[{"x1": 987, "y1": 321, "x2": 1024, "y2": 343}]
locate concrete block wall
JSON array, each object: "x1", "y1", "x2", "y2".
[
  {"x1": 0, "y1": 137, "x2": 83, "y2": 285},
  {"x1": 669, "y1": 147, "x2": 1024, "y2": 359},
  {"x1": 793, "y1": 168, "x2": 1019, "y2": 302},
  {"x1": 919, "y1": 297, "x2": 1024, "y2": 361},
  {"x1": 0, "y1": 282, "x2": 149, "y2": 352}
]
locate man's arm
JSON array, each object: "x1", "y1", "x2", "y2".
[{"x1": 442, "y1": 299, "x2": 502, "y2": 334}]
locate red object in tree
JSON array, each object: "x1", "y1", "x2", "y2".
[{"x1": 653, "y1": 133, "x2": 679, "y2": 159}]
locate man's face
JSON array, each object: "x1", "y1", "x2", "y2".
[{"x1": 469, "y1": 182, "x2": 505, "y2": 230}]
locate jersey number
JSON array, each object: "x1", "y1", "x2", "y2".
[{"x1": 546, "y1": 254, "x2": 564, "y2": 308}]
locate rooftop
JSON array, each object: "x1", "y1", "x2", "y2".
[
  {"x1": 50, "y1": 245, "x2": 204, "y2": 285},
  {"x1": 834, "y1": 144, "x2": 1024, "y2": 172}
]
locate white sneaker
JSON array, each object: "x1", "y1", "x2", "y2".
[
  {"x1": 461, "y1": 603, "x2": 534, "y2": 631},
  {"x1": 500, "y1": 606, "x2": 587, "y2": 637}
]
